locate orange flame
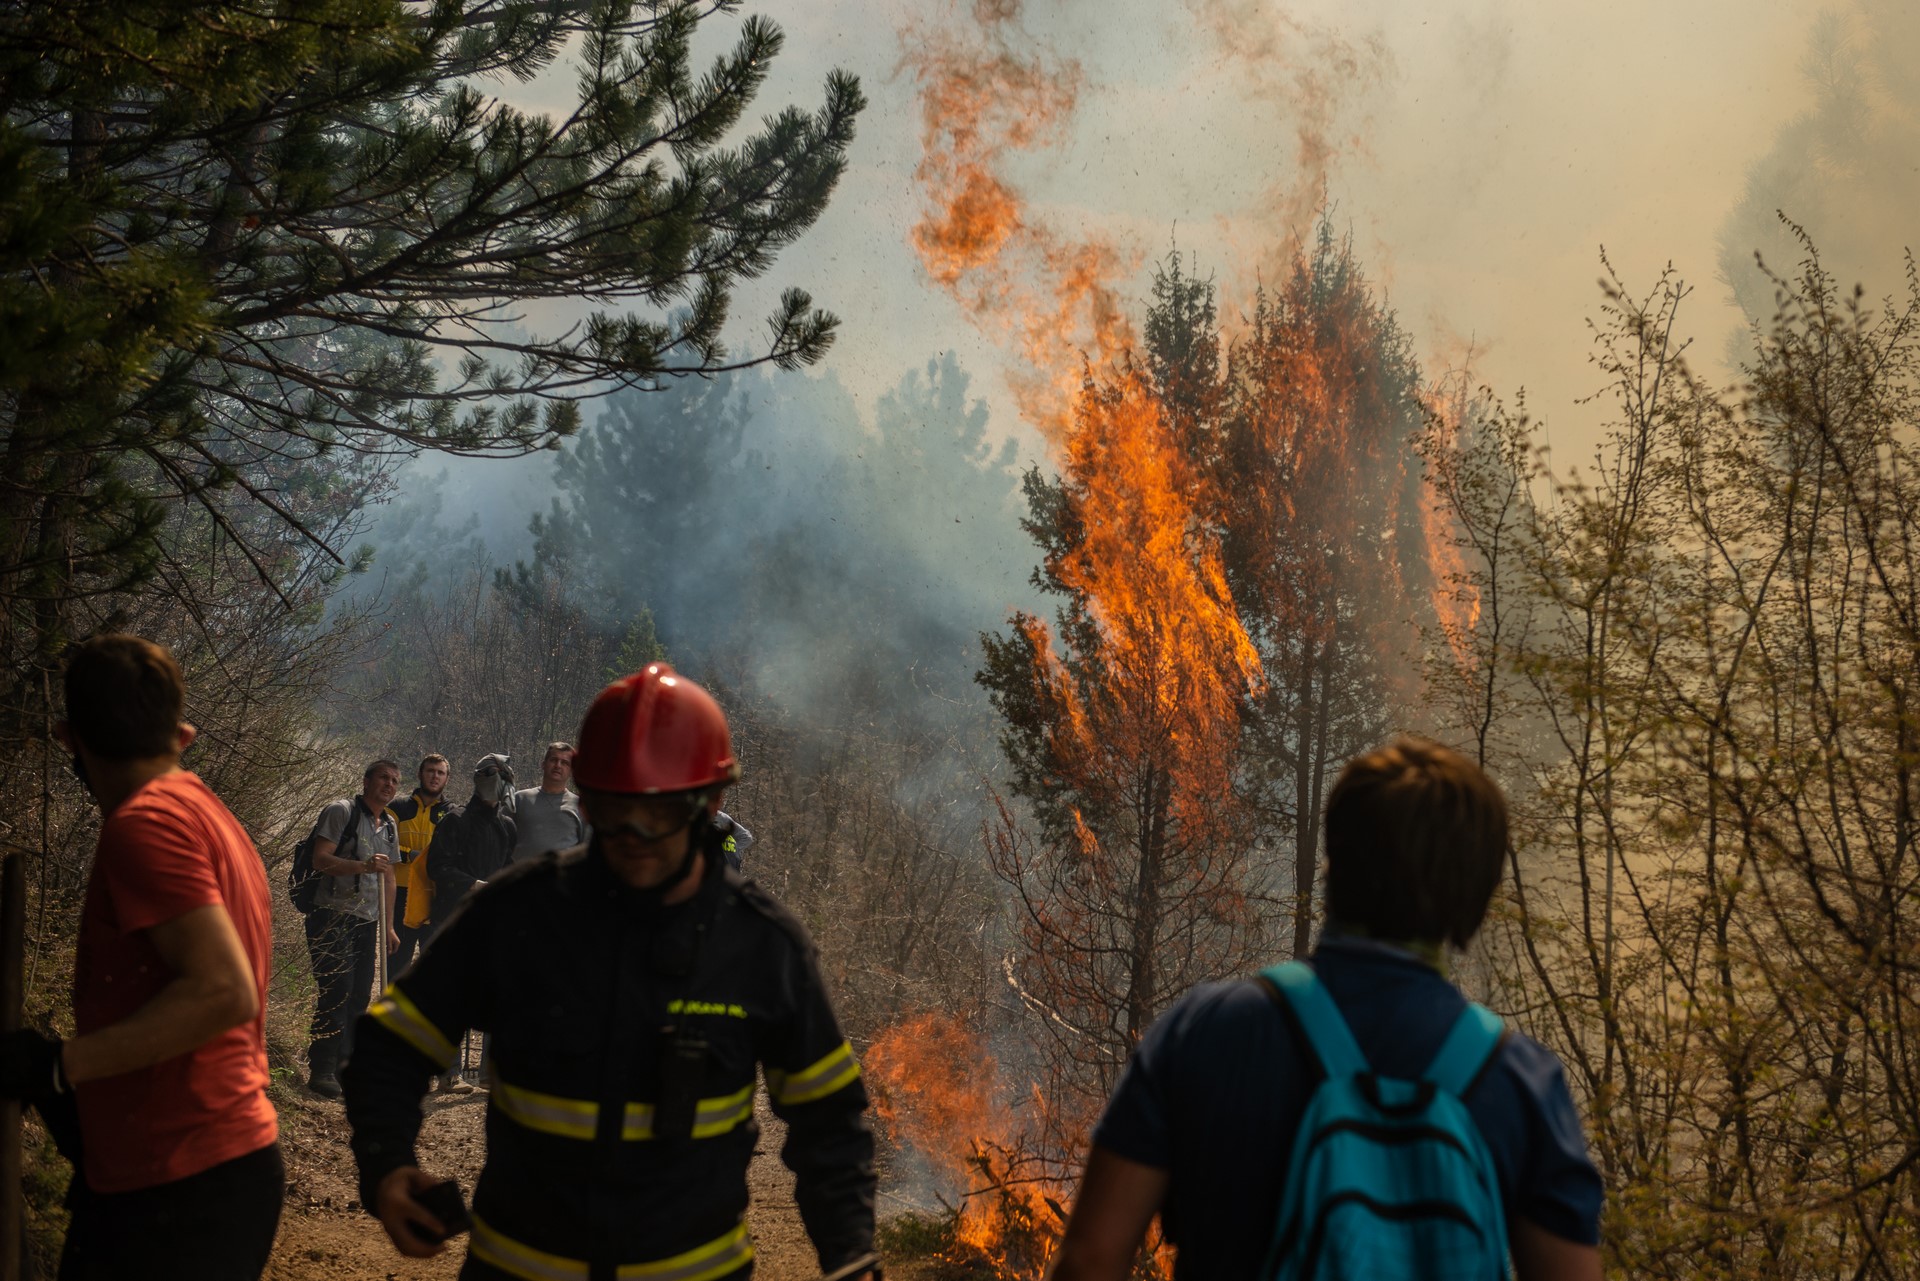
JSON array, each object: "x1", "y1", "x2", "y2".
[
  {"x1": 1034, "y1": 367, "x2": 1261, "y2": 806},
  {"x1": 867, "y1": 1014, "x2": 1084, "y2": 1279},
  {"x1": 902, "y1": 2, "x2": 1133, "y2": 441},
  {"x1": 1183, "y1": 0, "x2": 1389, "y2": 260},
  {"x1": 867, "y1": 1013, "x2": 1006, "y2": 1189},
  {"x1": 1418, "y1": 368, "x2": 1484, "y2": 669}
]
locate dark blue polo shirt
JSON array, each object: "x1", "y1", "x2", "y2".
[{"x1": 1092, "y1": 936, "x2": 1603, "y2": 1279}]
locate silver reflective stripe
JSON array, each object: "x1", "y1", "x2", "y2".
[
  {"x1": 693, "y1": 1085, "x2": 755, "y2": 1137},
  {"x1": 471, "y1": 1214, "x2": 751, "y2": 1281},
  {"x1": 470, "y1": 1214, "x2": 588, "y2": 1281},
  {"x1": 617, "y1": 1222, "x2": 753, "y2": 1281},
  {"x1": 367, "y1": 985, "x2": 456, "y2": 1069},
  {"x1": 493, "y1": 1080, "x2": 598, "y2": 1140},
  {"x1": 770, "y1": 1041, "x2": 861, "y2": 1106},
  {"x1": 621, "y1": 1084, "x2": 756, "y2": 1140}
]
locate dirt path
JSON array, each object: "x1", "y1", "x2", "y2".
[{"x1": 268, "y1": 1088, "x2": 822, "y2": 1280}]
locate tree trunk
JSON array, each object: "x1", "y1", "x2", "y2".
[{"x1": 0, "y1": 846, "x2": 23, "y2": 1281}]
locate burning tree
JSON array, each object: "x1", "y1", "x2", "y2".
[
  {"x1": 1207, "y1": 226, "x2": 1436, "y2": 955},
  {"x1": 978, "y1": 342, "x2": 1264, "y2": 1161}
]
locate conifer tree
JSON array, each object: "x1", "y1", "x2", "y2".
[
  {"x1": 978, "y1": 345, "x2": 1262, "y2": 1156},
  {"x1": 0, "y1": 0, "x2": 864, "y2": 665},
  {"x1": 1207, "y1": 225, "x2": 1430, "y2": 954},
  {"x1": 0, "y1": 6, "x2": 862, "y2": 1260}
]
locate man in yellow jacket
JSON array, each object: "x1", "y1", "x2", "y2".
[{"x1": 387, "y1": 754, "x2": 451, "y2": 970}]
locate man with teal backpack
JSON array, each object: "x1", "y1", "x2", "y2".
[{"x1": 1047, "y1": 738, "x2": 1603, "y2": 1281}]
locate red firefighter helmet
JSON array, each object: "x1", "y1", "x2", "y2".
[{"x1": 574, "y1": 663, "x2": 739, "y2": 795}]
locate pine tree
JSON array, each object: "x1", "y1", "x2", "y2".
[
  {"x1": 978, "y1": 347, "x2": 1263, "y2": 1155},
  {"x1": 1206, "y1": 223, "x2": 1430, "y2": 954},
  {"x1": 0, "y1": 0, "x2": 864, "y2": 668},
  {"x1": 0, "y1": 6, "x2": 863, "y2": 1260}
]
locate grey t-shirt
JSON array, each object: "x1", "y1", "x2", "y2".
[
  {"x1": 311, "y1": 798, "x2": 398, "y2": 920},
  {"x1": 510, "y1": 787, "x2": 585, "y2": 861}
]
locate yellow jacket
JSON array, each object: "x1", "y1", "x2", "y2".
[{"x1": 389, "y1": 790, "x2": 450, "y2": 928}]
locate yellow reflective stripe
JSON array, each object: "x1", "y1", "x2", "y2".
[
  {"x1": 471, "y1": 1215, "x2": 751, "y2": 1281},
  {"x1": 491, "y1": 1077, "x2": 754, "y2": 1142},
  {"x1": 367, "y1": 985, "x2": 456, "y2": 1069},
  {"x1": 622, "y1": 1084, "x2": 757, "y2": 1140},
  {"x1": 617, "y1": 1222, "x2": 753, "y2": 1281},
  {"x1": 493, "y1": 1079, "x2": 599, "y2": 1141},
  {"x1": 768, "y1": 1041, "x2": 861, "y2": 1106},
  {"x1": 692, "y1": 1085, "x2": 755, "y2": 1138},
  {"x1": 471, "y1": 1214, "x2": 588, "y2": 1281}
]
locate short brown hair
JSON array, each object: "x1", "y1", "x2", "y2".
[
  {"x1": 1323, "y1": 737, "x2": 1509, "y2": 948},
  {"x1": 544, "y1": 741, "x2": 575, "y2": 759},
  {"x1": 62, "y1": 635, "x2": 185, "y2": 760},
  {"x1": 364, "y1": 758, "x2": 402, "y2": 783},
  {"x1": 418, "y1": 753, "x2": 449, "y2": 774}
]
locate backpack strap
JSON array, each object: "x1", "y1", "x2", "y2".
[
  {"x1": 337, "y1": 797, "x2": 364, "y2": 860},
  {"x1": 1258, "y1": 961, "x2": 1367, "y2": 1081},
  {"x1": 1422, "y1": 1001, "x2": 1506, "y2": 1097}
]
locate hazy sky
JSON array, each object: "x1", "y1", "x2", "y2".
[
  {"x1": 702, "y1": 0, "x2": 1831, "y2": 466},
  {"x1": 448, "y1": 0, "x2": 1920, "y2": 532}
]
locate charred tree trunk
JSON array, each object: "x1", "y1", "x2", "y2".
[
  {"x1": 1126, "y1": 765, "x2": 1168, "y2": 1046},
  {"x1": 1291, "y1": 632, "x2": 1335, "y2": 957}
]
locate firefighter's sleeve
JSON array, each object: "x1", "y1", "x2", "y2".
[
  {"x1": 341, "y1": 890, "x2": 494, "y2": 1206},
  {"x1": 763, "y1": 938, "x2": 877, "y2": 1276}
]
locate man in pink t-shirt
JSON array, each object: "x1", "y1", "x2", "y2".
[{"x1": 0, "y1": 635, "x2": 281, "y2": 1281}]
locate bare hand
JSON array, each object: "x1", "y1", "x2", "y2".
[
  {"x1": 374, "y1": 1165, "x2": 448, "y2": 1258},
  {"x1": 386, "y1": 928, "x2": 402, "y2": 956},
  {"x1": 368, "y1": 853, "x2": 394, "y2": 880}
]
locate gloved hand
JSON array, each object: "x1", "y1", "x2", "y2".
[{"x1": 0, "y1": 1028, "x2": 65, "y2": 1101}]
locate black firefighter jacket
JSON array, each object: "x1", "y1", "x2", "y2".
[{"x1": 342, "y1": 826, "x2": 877, "y2": 1281}]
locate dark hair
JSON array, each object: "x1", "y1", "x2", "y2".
[
  {"x1": 62, "y1": 635, "x2": 185, "y2": 761},
  {"x1": 544, "y1": 741, "x2": 575, "y2": 758},
  {"x1": 418, "y1": 753, "x2": 449, "y2": 774},
  {"x1": 364, "y1": 758, "x2": 402, "y2": 783},
  {"x1": 1323, "y1": 737, "x2": 1509, "y2": 948}
]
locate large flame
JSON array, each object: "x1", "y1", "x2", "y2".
[
  {"x1": 867, "y1": 1014, "x2": 1081, "y2": 1279},
  {"x1": 892, "y1": 7, "x2": 1449, "y2": 1275},
  {"x1": 1037, "y1": 366, "x2": 1261, "y2": 801},
  {"x1": 1175, "y1": 0, "x2": 1390, "y2": 314},
  {"x1": 902, "y1": 1, "x2": 1132, "y2": 440}
]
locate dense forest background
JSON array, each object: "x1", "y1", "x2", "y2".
[{"x1": 3, "y1": 1, "x2": 1919, "y2": 1279}]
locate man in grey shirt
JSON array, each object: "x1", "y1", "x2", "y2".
[
  {"x1": 304, "y1": 759, "x2": 400, "y2": 1098},
  {"x1": 510, "y1": 741, "x2": 586, "y2": 861}
]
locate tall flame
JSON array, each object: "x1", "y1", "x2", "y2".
[
  {"x1": 1183, "y1": 0, "x2": 1389, "y2": 261},
  {"x1": 1039, "y1": 367, "x2": 1261, "y2": 797},
  {"x1": 902, "y1": 1, "x2": 1132, "y2": 440},
  {"x1": 1418, "y1": 365, "x2": 1486, "y2": 669},
  {"x1": 893, "y1": 7, "x2": 1438, "y2": 1276}
]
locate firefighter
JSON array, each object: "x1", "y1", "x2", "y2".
[{"x1": 341, "y1": 664, "x2": 878, "y2": 1281}]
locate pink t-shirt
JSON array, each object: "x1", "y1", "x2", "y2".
[{"x1": 73, "y1": 771, "x2": 277, "y2": 1192}]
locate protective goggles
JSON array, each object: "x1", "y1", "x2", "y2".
[{"x1": 597, "y1": 790, "x2": 713, "y2": 843}]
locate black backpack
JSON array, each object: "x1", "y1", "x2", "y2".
[{"x1": 288, "y1": 798, "x2": 365, "y2": 915}]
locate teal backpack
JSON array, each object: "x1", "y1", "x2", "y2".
[{"x1": 1258, "y1": 961, "x2": 1510, "y2": 1281}]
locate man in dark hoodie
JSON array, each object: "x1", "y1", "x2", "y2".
[{"x1": 426, "y1": 754, "x2": 517, "y2": 929}]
